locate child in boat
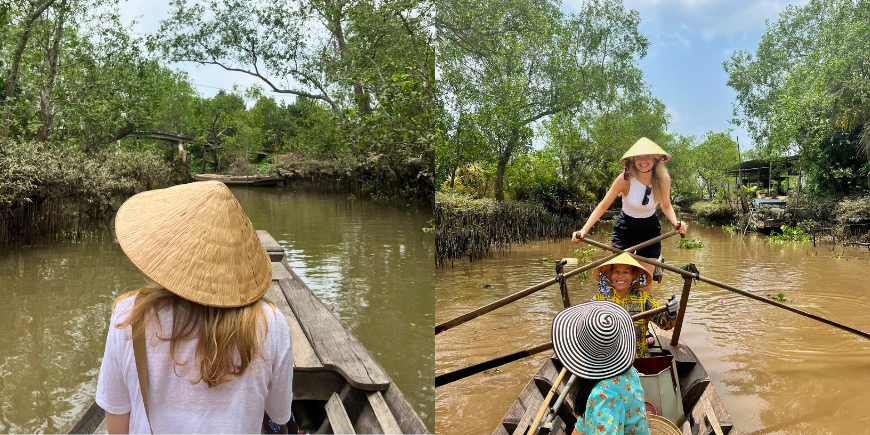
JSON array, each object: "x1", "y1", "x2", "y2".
[
  {"x1": 95, "y1": 181, "x2": 294, "y2": 433},
  {"x1": 592, "y1": 253, "x2": 679, "y2": 358},
  {"x1": 572, "y1": 137, "x2": 687, "y2": 293},
  {"x1": 553, "y1": 300, "x2": 651, "y2": 435}
]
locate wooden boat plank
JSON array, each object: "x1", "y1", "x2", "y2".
[
  {"x1": 265, "y1": 279, "x2": 322, "y2": 370},
  {"x1": 382, "y1": 380, "x2": 430, "y2": 435},
  {"x1": 258, "y1": 230, "x2": 287, "y2": 262},
  {"x1": 688, "y1": 383, "x2": 734, "y2": 435},
  {"x1": 366, "y1": 390, "x2": 403, "y2": 434},
  {"x1": 323, "y1": 392, "x2": 357, "y2": 435},
  {"x1": 353, "y1": 405, "x2": 383, "y2": 434},
  {"x1": 278, "y1": 270, "x2": 391, "y2": 390}
]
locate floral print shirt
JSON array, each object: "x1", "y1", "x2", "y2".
[
  {"x1": 592, "y1": 290, "x2": 676, "y2": 358},
  {"x1": 574, "y1": 367, "x2": 650, "y2": 435}
]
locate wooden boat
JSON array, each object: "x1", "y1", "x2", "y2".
[
  {"x1": 191, "y1": 172, "x2": 283, "y2": 187},
  {"x1": 494, "y1": 328, "x2": 733, "y2": 435},
  {"x1": 65, "y1": 231, "x2": 428, "y2": 434}
]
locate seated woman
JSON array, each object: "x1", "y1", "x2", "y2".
[
  {"x1": 553, "y1": 300, "x2": 651, "y2": 435},
  {"x1": 591, "y1": 253, "x2": 679, "y2": 358}
]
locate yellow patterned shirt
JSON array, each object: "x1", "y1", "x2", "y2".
[{"x1": 592, "y1": 289, "x2": 676, "y2": 358}]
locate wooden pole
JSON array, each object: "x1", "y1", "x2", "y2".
[
  {"x1": 580, "y1": 237, "x2": 870, "y2": 341},
  {"x1": 527, "y1": 368, "x2": 568, "y2": 435},
  {"x1": 556, "y1": 261, "x2": 571, "y2": 309},
  {"x1": 670, "y1": 269, "x2": 694, "y2": 346},
  {"x1": 434, "y1": 307, "x2": 669, "y2": 387},
  {"x1": 435, "y1": 230, "x2": 680, "y2": 334}
]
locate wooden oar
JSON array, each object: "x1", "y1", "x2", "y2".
[
  {"x1": 527, "y1": 367, "x2": 568, "y2": 435},
  {"x1": 581, "y1": 237, "x2": 870, "y2": 341},
  {"x1": 435, "y1": 230, "x2": 680, "y2": 335},
  {"x1": 435, "y1": 306, "x2": 669, "y2": 387}
]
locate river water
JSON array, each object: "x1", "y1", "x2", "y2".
[
  {"x1": 435, "y1": 223, "x2": 870, "y2": 434},
  {"x1": 0, "y1": 187, "x2": 434, "y2": 433}
]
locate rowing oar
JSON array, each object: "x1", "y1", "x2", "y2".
[
  {"x1": 435, "y1": 306, "x2": 669, "y2": 387},
  {"x1": 435, "y1": 230, "x2": 680, "y2": 335},
  {"x1": 528, "y1": 367, "x2": 568, "y2": 435},
  {"x1": 581, "y1": 237, "x2": 870, "y2": 341}
]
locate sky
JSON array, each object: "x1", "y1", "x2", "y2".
[
  {"x1": 562, "y1": 0, "x2": 810, "y2": 150},
  {"x1": 118, "y1": 0, "x2": 811, "y2": 151}
]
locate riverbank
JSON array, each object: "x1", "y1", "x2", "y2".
[
  {"x1": 0, "y1": 142, "x2": 434, "y2": 247},
  {"x1": 0, "y1": 141, "x2": 174, "y2": 246},
  {"x1": 273, "y1": 150, "x2": 433, "y2": 205},
  {"x1": 434, "y1": 191, "x2": 870, "y2": 265},
  {"x1": 435, "y1": 191, "x2": 582, "y2": 266}
]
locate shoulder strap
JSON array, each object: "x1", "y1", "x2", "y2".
[{"x1": 131, "y1": 294, "x2": 154, "y2": 434}]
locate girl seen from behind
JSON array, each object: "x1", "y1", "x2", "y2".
[{"x1": 96, "y1": 181, "x2": 293, "y2": 434}]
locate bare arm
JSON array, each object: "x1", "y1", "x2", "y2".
[
  {"x1": 658, "y1": 174, "x2": 687, "y2": 234},
  {"x1": 573, "y1": 175, "x2": 627, "y2": 241},
  {"x1": 105, "y1": 411, "x2": 130, "y2": 434}
]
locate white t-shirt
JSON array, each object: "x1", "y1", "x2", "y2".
[{"x1": 96, "y1": 294, "x2": 293, "y2": 434}]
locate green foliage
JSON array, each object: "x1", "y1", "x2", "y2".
[
  {"x1": 677, "y1": 238, "x2": 704, "y2": 249},
  {"x1": 725, "y1": 0, "x2": 870, "y2": 194},
  {"x1": 767, "y1": 293, "x2": 794, "y2": 302},
  {"x1": 834, "y1": 196, "x2": 870, "y2": 224},
  {"x1": 153, "y1": 0, "x2": 439, "y2": 194},
  {"x1": 0, "y1": 140, "x2": 174, "y2": 244},
  {"x1": 722, "y1": 224, "x2": 737, "y2": 234},
  {"x1": 571, "y1": 247, "x2": 595, "y2": 280},
  {"x1": 767, "y1": 225, "x2": 812, "y2": 242},
  {"x1": 438, "y1": 0, "x2": 651, "y2": 200},
  {"x1": 690, "y1": 200, "x2": 736, "y2": 223}
]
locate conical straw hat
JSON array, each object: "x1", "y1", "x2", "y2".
[
  {"x1": 646, "y1": 414, "x2": 682, "y2": 435},
  {"x1": 620, "y1": 137, "x2": 671, "y2": 164},
  {"x1": 115, "y1": 181, "x2": 272, "y2": 308},
  {"x1": 593, "y1": 253, "x2": 651, "y2": 284}
]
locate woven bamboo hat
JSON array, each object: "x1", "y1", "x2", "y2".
[
  {"x1": 593, "y1": 253, "x2": 651, "y2": 284},
  {"x1": 646, "y1": 414, "x2": 682, "y2": 435},
  {"x1": 115, "y1": 181, "x2": 272, "y2": 308},
  {"x1": 620, "y1": 137, "x2": 671, "y2": 165}
]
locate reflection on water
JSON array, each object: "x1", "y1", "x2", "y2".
[
  {"x1": 436, "y1": 224, "x2": 870, "y2": 434},
  {"x1": 0, "y1": 188, "x2": 434, "y2": 433}
]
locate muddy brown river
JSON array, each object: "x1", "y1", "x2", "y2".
[
  {"x1": 436, "y1": 223, "x2": 870, "y2": 434},
  {"x1": 0, "y1": 188, "x2": 434, "y2": 433}
]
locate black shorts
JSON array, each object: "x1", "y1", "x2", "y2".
[{"x1": 611, "y1": 211, "x2": 662, "y2": 259}]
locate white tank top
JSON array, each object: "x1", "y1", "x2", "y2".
[{"x1": 622, "y1": 177, "x2": 657, "y2": 218}]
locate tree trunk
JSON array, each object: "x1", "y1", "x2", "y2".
[
  {"x1": 328, "y1": 3, "x2": 372, "y2": 116},
  {"x1": 494, "y1": 151, "x2": 511, "y2": 201},
  {"x1": 494, "y1": 133, "x2": 520, "y2": 201},
  {"x1": 1, "y1": 0, "x2": 57, "y2": 137},
  {"x1": 35, "y1": 0, "x2": 68, "y2": 143}
]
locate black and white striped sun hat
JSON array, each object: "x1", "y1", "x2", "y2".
[{"x1": 552, "y1": 300, "x2": 635, "y2": 379}]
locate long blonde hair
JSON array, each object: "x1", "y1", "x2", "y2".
[
  {"x1": 113, "y1": 283, "x2": 275, "y2": 388},
  {"x1": 627, "y1": 157, "x2": 669, "y2": 205}
]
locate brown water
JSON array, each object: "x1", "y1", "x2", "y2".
[
  {"x1": 0, "y1": 187, "x2": 434, "y2": 433},
  {"x1": 435, "y1": 223, "x2": 870, "y2": 434}
]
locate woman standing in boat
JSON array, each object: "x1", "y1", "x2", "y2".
[
  {"x1": 591, "y1": 253, "x2": 678, "y2": 358},
  {"x1": 572, "y1": 137, "x2": 687, "y2": 292},
  {"x1": 552, "y1": 300, "x2": 651, "y2": 435},
  {"x1": 96, "y1": 181, "x2": 294, "y2": 434}
]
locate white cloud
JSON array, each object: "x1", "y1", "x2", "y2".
[
  {"x1": 666, "y1": 105, "x2": 682, "y2": 125},
  {"x1": 564, "y1": 0, "x2": 809, "y2": 41}
]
